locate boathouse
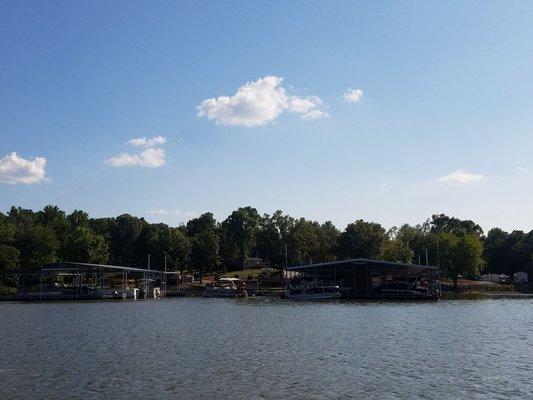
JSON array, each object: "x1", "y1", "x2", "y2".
[
  {"x1": 2, "y1": 262, "x2": 181, "y2": 301},
  {"x1": 287, "y1": 258, "x2": 440, "y2": 299}
]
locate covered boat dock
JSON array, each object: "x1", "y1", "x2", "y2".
[
  {"x1": 287, "y1": 259, "x2": 440, "y2": 299},
  {"x1": 2, "y1": 262, "x2": 181, "y2": 301}
]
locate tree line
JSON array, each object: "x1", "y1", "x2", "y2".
[{"x1": 1, "y1": 205, "x2": 532, "y2": 289}]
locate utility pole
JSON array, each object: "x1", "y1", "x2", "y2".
[
  {"x1": 425, "y1": 248, "x2": 429, "y2": 266},
  {"x1": 148, "y1": 253, "x2": 151, "y2": 270}
]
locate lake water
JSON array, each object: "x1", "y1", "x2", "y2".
[{"x1": 0, "y1": 298, "x2": 531, "y2": 399}]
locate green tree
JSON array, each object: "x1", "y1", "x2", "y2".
[
  {"x1": 110, "y1": 214, "x2": 144, "y2": 265},
  {"x1": 68, "y1": 210, "x2": 90, "y2": 228},
  {"x1": 190, "y1": 230, "x2": 220, "y2": 273},
  {"x1": 337, "y1": 220, "x2": 387, "y2": 259},
  {"x1": 255, "y1": 214, "x2": 283, "y2": 265},
  {"x1": 382, "y1": 239, "x2": 414, "y2": 263},
  {"x1": 439, "y1": 232, "x2": 484, "y2": 291},
  {"x1": 164, "y1": 228, "x2": 191, "y2": 270},
  {"x1": 8, "y1": 206, "x2": 36, "y2": 226},
  {"x1": 15, "y1": 225, "x2": 59, "y2": 268},
  {"x1": 431, "y1": 214, "x2": 483, "y2": 237},
  {"x1": 316, "y1": 221, "x2": 340, "y2": 262},
  {"x1": 287, "y1": 218, "x2": 320, "y2": 265},
  {"x1": 0, "y1": 244, "x2": 20, "y2": 273},
  {"x1": 37, "y1": 206, "x2": 71, "y2": 258},
  {"x1": 0, "y1": 213, "x2": 17, "y2": 245},
  {"x1": 63, "y1": 226, "x2": 109, "y2": 264},
  {"x1": 395, "y1": 222, "x2": 438, "y2": 265},
  {"x1": 220, "y1": 207, "x2": 261, "y2": 269},
  {"x1": 484, "y1": 228, "x2": 509, "y2": 274},
  {"x1": 186, "y1": 212, "x2": 217, "y2": 237}
]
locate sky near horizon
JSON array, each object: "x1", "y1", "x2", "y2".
[{"x1": 1, "y1": 1, "x2": 533, "y2": 233}]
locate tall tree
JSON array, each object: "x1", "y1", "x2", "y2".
[
  {"x1": 63, "y1": 226, "x2": 109, "y2": 264},
  {"x1": 190, "y1": 230, "x2": 220, "y2": 273},
  {"x1": 255, "y1": 214, "x2": 283, "y2": 265},
  {"x1": 14, "y1": 225, "x2": 59, "y2": 268},
  {"x1": 186, "y1": 213, "x2": 217, "y2": 237},
  {"x1": 438, "y1": 232, "x2": 484, "y2": 291},
  {"x1": 287, "y1": 218, "x2": 320, "y2": 265},
  {"x1": 484, "y1": 228, "x2": 509, "y2": 274},
  {"x1": 220, "y1": 207, "x2": 261, "y2": 268},
  {"x1": 316, "y1": 221, "x2": 340, "y2": 262},
  {"x1": 395, "y1": 222, "x2": 437, "y2": 265},
  {"x1": 109, "y1": 214, "x2": 144, "y2": 266},
  {"x1": 337, "y1": 220, "x2": 387, "y2": 259},
  {"x1": 382, "y1": 239, "x2": 414, "y2": 263},
  {"x1": 431, "y1": 214, "x2": 483, "y2": 237},
  {"x1": 164, "y1": 228, "x2": 191, "y2": 271},
  {"x1": 0, "y1": 244, "x2": 20, "y2": 273},
  {"x1": 68, "y1": 210, "x2": 90, "y2": 228}
]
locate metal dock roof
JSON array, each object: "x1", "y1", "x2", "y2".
[
  {"x1": 44, "y1": 262, "x2": 180, "y2": 275},
  {"x1": 287, "y1": 258, "x2": 437, "y2": 272}
]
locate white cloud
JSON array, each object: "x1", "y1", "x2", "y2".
[
  {"x1": 105, "y1": 147, "x2": 166, "y2": 168},
  {"x1": 182, "y1": 211, "x2": 199, "y2": 219},
  {"x1": 0, "y1": 152, "x2": 47, "y2": 184},
  {"x1": 127, "y1": 136, "x2": 166, "y2": 147},
  {"x1": 343, "y1": 88, "x2": 364, "y2": 103},
  {"x1": 288, "y1": 95, "x2": 328, "y2": 119},
  {"x1": 197, "y1": 75, "x2": 328, "y2": 127},
  {"x1": 149, "y1": 209, "x2": 172, "y2": 216},
  {"x1": 436, "y1": 170, "x2": 484, "y2": 184},
  {"x1": 516, "y1": 166, "x2": 528, "y2": 173},
  {"x1": 148, "y1": 209, "x2": 198, "y2": 221}
]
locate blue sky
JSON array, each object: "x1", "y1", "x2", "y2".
[{"x1": 1, "y1": 0, "x2": 533, "y2": 232}]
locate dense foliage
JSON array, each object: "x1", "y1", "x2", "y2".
[{"x1": 1, "y1": 206, "x2": 532, "y2": 286}]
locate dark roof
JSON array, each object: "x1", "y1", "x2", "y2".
[
  {"x1": 287, "y1": 258, "x2": 437, "y2": 272},
  {"x1": 44, "y1": 262, "x2": 179, "y2": 275}
]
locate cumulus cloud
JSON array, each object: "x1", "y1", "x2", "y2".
[
  {"x1": 0, "y1": 152, "x2": 47, "y2": 184},
  {"x1": 105, "y1": 147, "x2": 166, "y2": 168},
  {"x1": 436, "y1": 170, "x2": 484, "y2": 184},
  {"x1": 516, "y1": 166, "x2": 528, "y2": 173},
  {"x1": 343, "y1": 88, "x2": 364, "y2": 103},
  {"x1": 197, "y1": 75, "x2": 328, "y2": 127},
  {"x1": 127, "y1": 136, "x2": 166, "y2": 147}
]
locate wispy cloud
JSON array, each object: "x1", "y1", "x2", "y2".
[
  {"x1": 436, "y1": 170, "x2": 483, "y2": 184},
  {"x1": 105, "y1": 147, "x2": 166, "y2": 168},
  {"x1": 343, "y1": 88, "x2": 364, "y2": 103},
  {"x1": 516, "y1": 166, "x2": 528, "y2": 173},
  {"x1": 197, "y1": 75, "x2": 328, "y2": 127},
  {"x1": 149, "y1": 209, "x2": 175, "y2": 216},
  {"x1": 0, "y1": 152, "x2": 47, "y2": 184},
  {"x1": 127, "y1": 136, "x2": 166, "y2": 147},
  {"x1": 148, "y1": 209, "x2": 199, "y2": 221}
]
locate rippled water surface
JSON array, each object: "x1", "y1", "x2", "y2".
[{"x1": 1, "y1": 298, "x2": 532, "y2": 399}]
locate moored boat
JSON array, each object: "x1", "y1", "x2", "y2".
[
  {"x1": 282, "y1": 279, "x2": 342, "y2": 300},
  {"x1": 203, "y1": 277, "x2": 248, "y2": 298}
]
